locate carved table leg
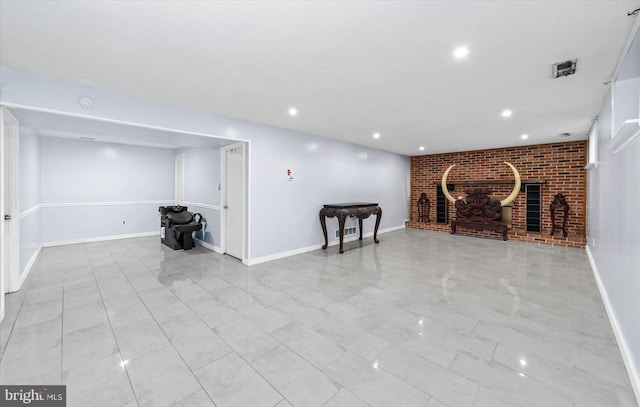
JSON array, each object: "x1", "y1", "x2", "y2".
[
  {"x1": 338, "y1": 213, "x2": 346, "y2": 253},
  {"x1": 320, "y1": 208, "x2": 329, "y2": 249},
  {"x1": 451, "y1": 222, "x2": 456, "y2": 235},
  {"x1": 358, "y1": 219, "x2": 363, "y2": 241},
  {"x1": 373, "y1": 207, "x2": 382, "y2": 244},
  {"x1": 502, "y1": 227, "x2": 508, "y2": 241}
]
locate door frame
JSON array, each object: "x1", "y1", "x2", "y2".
[
  {"x1": 220, "y1": 142, "x2": 248, "y2": 263},
  {"x1": 1, "y1": 107, "x2": 20, "y2": 321},
  {"x1": 175, "y1": 153, "x2": 185, "y2": 205}
]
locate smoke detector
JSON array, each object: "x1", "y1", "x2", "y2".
[
  {"x1": 79, "y1": 96, "x2": 94, "y2": 108},
  {"x1": 553, "y1": 60, "x2": 577, "y2": 78}
]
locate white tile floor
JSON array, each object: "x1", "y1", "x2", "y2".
[{"x1": 0, "y1": 229, "x2": 637, "y2": 407}]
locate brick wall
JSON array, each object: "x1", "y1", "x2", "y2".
[{"x1": 407, "y1": 141, "x2": 587, "y2": 248}]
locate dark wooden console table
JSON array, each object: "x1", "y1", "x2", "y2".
[{"x1": 319, "y1": 202, "x2": 382, "y2": 253}]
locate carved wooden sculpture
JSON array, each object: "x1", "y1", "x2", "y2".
[
  {"x1": 550, "y1": 193, "x2": 569, "y2": 237},
  {"x1": 417, "y1": 193, "x2": 430, "y2": 223},
  {"x1": 450, "y1": 188, "x2": 508, "y2": 240},
  {"x1": 441, "y1": 162, "x2": 521, "y2": 241}
]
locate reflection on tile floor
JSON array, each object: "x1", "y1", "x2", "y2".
[{"x1": 0, "y1": 229, "x2": 637, "y2": 406}]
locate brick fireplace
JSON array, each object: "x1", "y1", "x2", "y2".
[{"x1": 407, "y1": 141, "x2": 587, "y2": 248}]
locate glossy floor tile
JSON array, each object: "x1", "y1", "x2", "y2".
[{"x1": 0, "y1": 230, "x2": 637, "y2": 406}]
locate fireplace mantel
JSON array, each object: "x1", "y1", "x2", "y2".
[{"x1": 432, "y1": 179, "x2": 545, "y2": 186}]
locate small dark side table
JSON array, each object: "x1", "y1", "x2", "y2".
[{"x1": 319, "y1": 202, "x2": 382, "y2": 253}]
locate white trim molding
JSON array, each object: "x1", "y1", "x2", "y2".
[
  {"x1": 193, "y1": 238, "x2": 223, "y2": 254},
  {"x1": 183, "y1": 201, "x2": 221, "y2": 211},
  {"x1": 41, "y1": 200, "x2": 173, "y2": 208},
  {"x1": 586, "y1": 246, "x2": 640, "y2": 402},
  {"x1": 19, "y1": 204, "x2": 41, "y2": 219},
  {"x1": 11, "y1": 244, "x2": 42, "y2": 293},
  {"x1": 245, "y1": 224, "x2": 406, "y2": 266}
]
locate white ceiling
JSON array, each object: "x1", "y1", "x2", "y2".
[
  {"x1": 1, "y1": 1, "x2": 639, "y2": 155},
  {"x1": 9, "y1": 109, "x2": 233, "y2": 150}
]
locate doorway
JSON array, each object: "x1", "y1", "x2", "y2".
[
  {"x1": 1, "y1": 108, "x2": 20, "y2": 321},
  {"x1": 220, "y1": 142, "x2": 247, "y2": 261}
]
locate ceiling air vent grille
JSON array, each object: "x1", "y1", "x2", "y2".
[{"x1": 553, "y1": 59, "x2": 577, "y2": 78}]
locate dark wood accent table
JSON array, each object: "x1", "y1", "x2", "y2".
[{"x1": 320, "y1": 203, "x2": 382, "y2": 253}]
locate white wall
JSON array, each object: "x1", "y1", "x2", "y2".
[
  {"x1": 20, "y1": 129, "x2": 40, "y2": 210},
  {"x1": 180, "y1": 147, "x2": 221, "y2": 205},
  {"x1": 0, "y1": 68, "x2": 411, "y2": 262},
  {"x1": 249, "y1": 128, "x2": 410, "y2": 259},
  {"x1": 19, "y1": 129, "x2": 41, "y2": 279},
  {"x1": 587, "y1": 31, "x2": 640, "y2": 398},
  {"x1": 178, "y1": 147, "x2": 221, "y2": 248},
  {"x1": 39, "y1": 136, "x2": 175, "y2": 244}
]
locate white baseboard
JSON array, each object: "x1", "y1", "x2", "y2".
[
  {"x1": 43, "y1": 231, "x2": 159, "y2": 247},
  {"x1": 378, "y1": 224, "x2": 406, "y2": 234},
  {"x1": 193, "y1": 238, "x2": 223, "y2": 254},
  {"x1": 246, "y1": 224, "x2": 405, "y2": 266},
  {"x1": 245, "y1": 243, "x2": 324, "y2": 266},
  {"x1": 586, "y1": 245, "x2": 640, "y2": 403},
  {"x1": 8, "y1": 244, "x2": 42, "y2": 293}
]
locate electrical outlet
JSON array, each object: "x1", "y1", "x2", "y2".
[{"x1": 122, "y1": 220, "x2": 126, "y2": 225}]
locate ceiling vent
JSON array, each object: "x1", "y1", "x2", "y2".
[{"x1": 553, "y1": 60, "x2": 577, "y2": 78}]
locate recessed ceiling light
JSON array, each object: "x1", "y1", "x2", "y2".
[
  {"x1": 419, "y1": 146, "x2": 425, "y2": 151},
  {"x1": 521, "y1": 134, "x2": 529, "y2": 140},
  {"x1": 453, "y1": 46, "x2": 469, "y2": 59},
  {"x1": 373, "y1": 132, "x2": 381, "y2": 139},
  {"x1": 501, "y1": 109, "x2": 512, "y2": 118},
  {"x1": 288, "y1": 108, "x2": 298, "y2": 116}
]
